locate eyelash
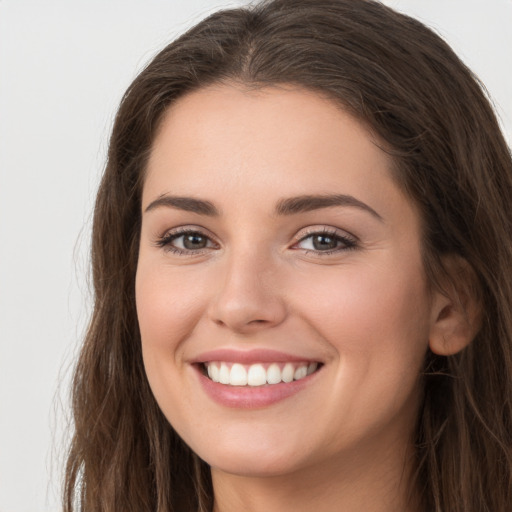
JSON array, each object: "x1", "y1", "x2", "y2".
[
  {"x1": 294, "y1": 228, "x2": 358, "y2": 255},
  {"x1": 154, "y1": 227, "x2": 358, "y2": 256},
  {"x1": 154, "y1": 227, "x2": 217, "y2": 255}
]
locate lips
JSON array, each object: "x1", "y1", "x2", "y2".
[{"x1": 191, "y1": 349, "x2": 323, "y2": 408}]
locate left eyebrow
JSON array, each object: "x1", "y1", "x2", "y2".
[
  {"x1": 144, "y1": 195, "x2": 219, "y2": 216},
  {"x1": 274, "y1": 194, "x2": 383, "y2": 221}
]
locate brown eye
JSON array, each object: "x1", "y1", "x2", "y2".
[
  {"x1": 183, "y1": 233, "x2": 208, "y2": 249},
  {"x1": 295, "y1": 229, "x2": 357, "y2": 254},
  {"x1": 312, "y1": 234, "x2": 339, "y2": 251},
  {"x1": 157, "y1": 230, "x2": 216, "y2": 254}
]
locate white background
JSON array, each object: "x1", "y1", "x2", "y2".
[{"x1": 0, "y1": 1, "x2": 510, "y2": 511}]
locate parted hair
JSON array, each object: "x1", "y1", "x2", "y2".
[{"x1": 64, "y1": 1, "x2": 512, "y2": 510}]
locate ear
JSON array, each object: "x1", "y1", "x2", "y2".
[{"x1": 428, "y1": 256, "x2": 482, "y2": 356}]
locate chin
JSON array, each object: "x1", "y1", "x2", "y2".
[
  {"x1": 207, "y1": 451, "x2": 305, "y2": 478},
  {"x1": 185, "y1": 429, "x2": 314, "y2": 478}
]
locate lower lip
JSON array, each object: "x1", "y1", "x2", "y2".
[{"x1": 195, "y1": 366, "x2": 319, "y2": 409}]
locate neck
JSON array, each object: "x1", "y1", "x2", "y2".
[{"x1": 211, "y1": 437, "x2": 421, "y2": 512}]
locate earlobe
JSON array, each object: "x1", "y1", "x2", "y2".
[{"x1": 428, "y1": 256, "x2": 482, "y2": 356}]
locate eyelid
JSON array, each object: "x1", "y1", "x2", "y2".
[
  {"x1": 153, "y1": 224, "x2": 358, "y2": 256},
  {"x1": 294, "y1": 225, "x2": 358, "y2": 242},
  {"x1": 292, "y1": 226, "x2": 359, "y2": 254},
  {"x1": 154, "y1": 225, "x2": 219, "y2": 254},
  {"x1": 158, "y1": 224, "x2": 216, "y2": 240}
]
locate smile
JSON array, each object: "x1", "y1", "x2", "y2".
[
  {"x1": 204, "y1": 361, "x2": 319, "y2": 386},
  {"x1": 193, "y1": 349, "x2": 323, "y2": 408}
]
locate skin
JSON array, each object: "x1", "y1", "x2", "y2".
[{"x1": 136, "y1": 84, "x2": 455, "y2": 512}]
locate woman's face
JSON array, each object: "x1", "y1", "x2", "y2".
[{"x1": 136, "y1": 84, "x2": 434, "y2": 478}]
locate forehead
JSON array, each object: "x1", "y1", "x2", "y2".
[
  {"x1": 149, "y1": 84, "x2": 380, "y2": 166},
  {"x1": 143, "y1": 84, "x2": 413, "y2": 225}
]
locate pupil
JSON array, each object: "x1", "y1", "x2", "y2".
[
  {"x1": 313, "y1": 235, "x2": 337, "y2": 250},
  {"x1": 184, "y1": 233, "x2": 207, "y2": 249}
]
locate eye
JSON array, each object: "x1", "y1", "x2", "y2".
[
  {"x1": 294, "y1": 229, "x2": 357, "y2": 254},
  {"x1": 156, "y1": 229, "x2": 217, "y2": 254}
]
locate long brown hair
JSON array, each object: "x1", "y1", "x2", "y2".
[{"x1": 64, "y1": 1, "x2": 512, "y2": 510}]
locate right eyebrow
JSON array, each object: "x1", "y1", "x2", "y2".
[
  {"x1": 144, "y1": 195, "x2": 219, "y2": 216},
  {"x1": 274, "y1": 193, "x2": 383, "y2": 221}
]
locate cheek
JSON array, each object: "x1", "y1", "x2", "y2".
[
  {"x1": 135, "y1": 262, "x2": 208, "y2": 352},
  {"x1": 309, "y1": 259, "x2": 426, "y2": 333},
  {"x1": 135, "y1": 261, "x2": 209, "y2": 419},
  {"x1": 289, "y1": 257, "x2": 431, "y2": 379},
  {"x1": 287, "y1": 259, "x2": 430, "y2": 443}
]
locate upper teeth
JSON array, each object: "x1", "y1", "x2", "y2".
[{"x1": 205, "y1": 361, "x2": 318, "y2": 387}]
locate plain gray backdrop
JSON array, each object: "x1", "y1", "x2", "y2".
[{"x1": 0, "y1": 1, "x2": 510, "y2": 510}]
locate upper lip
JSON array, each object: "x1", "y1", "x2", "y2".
[{"x1": 190, "y1": 348, "x2": 321, "y2": 365}]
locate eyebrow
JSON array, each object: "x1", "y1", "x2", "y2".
[
  {"x1": 275, "y1": 194, "x2": 383, "y2": 221},
  {"x1": 145, "y1": 195, "x2": 219, "y2": 216},
  {"x1": 144, "y1": 193, "x2": 382, "y2": 221}
]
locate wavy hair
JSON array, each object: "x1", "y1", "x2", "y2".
[{"x1": 64, "y1": 1, "x2": 512, "y2": 510}]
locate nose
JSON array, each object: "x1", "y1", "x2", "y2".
[{"x1": 207, "y1": 251, "x2": 287, "y2": 334}]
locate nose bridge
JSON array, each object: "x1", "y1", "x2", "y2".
[{"x1": 208, "y1": 243, "x2": 286, "y2": 332}]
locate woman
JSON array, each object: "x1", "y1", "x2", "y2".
[{"x1": 64, "y1": 0, "x2": 512, "y2": 510}]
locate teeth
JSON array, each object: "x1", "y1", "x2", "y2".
[
  {"x1": 294, "y1": 365, "x2": 308, "y2": 380},
  {"x1": 219, "y1": 363, "x2": 230, "y2": 384},
  {"x1": 247, "y1": 364, "x2": 267, "y2": 386},
  {"x1": 266, "y1": 363, "x2": 281, "y2": 385},
  {"x1": 230, "y1": 363, "x2": 247, "y2": 386},
  {"x1": 204, "y1": 361, "x2": 319, "y2": 387},
  {"x1": 208, "y1": 363, "x2": 219, "y2": 382},
  {"x1": 282, "y1": 363, "x2": 294, "y2": 383}
]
